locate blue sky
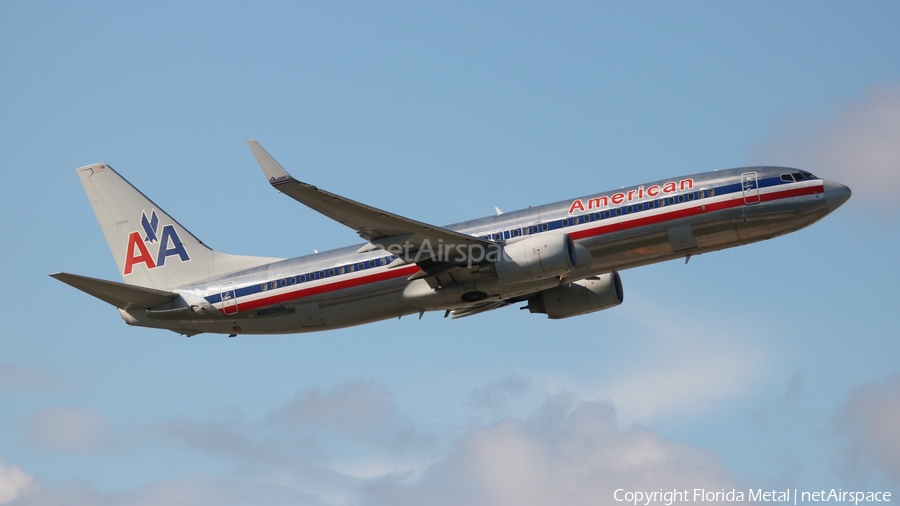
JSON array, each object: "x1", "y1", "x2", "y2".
[{"x1": 1, "y1": 2, "x2": 899, "y2": 504}]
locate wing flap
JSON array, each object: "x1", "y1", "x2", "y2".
[
  {"x1": 450, "y1": 300, "x2": 510, "y2": 319},
  {"x1": 51, "y1": 272, "x2": 180, "y2": 310}
]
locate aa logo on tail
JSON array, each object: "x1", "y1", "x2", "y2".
[{"x1": 123, "y1": 210, "x2": 191, "y2": 275}]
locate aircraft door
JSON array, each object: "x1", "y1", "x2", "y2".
[
  {"x1": 741, "y1": 172, "x2": 760, "y2": 205},
  {"x1": 220, "y1": 282, "x2": 238, "y2": 315}
]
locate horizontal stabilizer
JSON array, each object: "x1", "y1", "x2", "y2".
[{"x1": 51, "y1": 272, "x2": 179, "y2": 310}]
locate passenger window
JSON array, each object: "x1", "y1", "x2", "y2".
[
  {"x1": 687, "y1": 193, "x2": 695, "y2": 201},
  {"x1": 709, "y1": 188, "x2": 715, "y2": 197},
  {"x1": 261, "y1": 283, "x2": 268, "y2": 291},
  {"x1": 542, "y1": 223, "x2": 549, "y2": 231}
]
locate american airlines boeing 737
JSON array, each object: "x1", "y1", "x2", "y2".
[{"x1": 53, "y1": 141, "x2": 851, "y2": 336}]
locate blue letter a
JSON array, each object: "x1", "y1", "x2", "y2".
[{"x1": 156, "y1": 225, "x2": 191, "y2": 267}]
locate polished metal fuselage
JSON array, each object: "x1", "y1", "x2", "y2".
[{"x1": 121, "y1": 166, "x2": 848, "y2": 335}]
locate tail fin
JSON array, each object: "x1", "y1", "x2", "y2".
[{"x1": 76, "y1": 163, "x2": 280, "y2": 289}]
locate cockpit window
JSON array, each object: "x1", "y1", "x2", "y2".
[{"x1": 781, "y1": 171, "x2": 817, "y2": 182}]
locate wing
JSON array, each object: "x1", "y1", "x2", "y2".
[{"x1": 247, "y1": 141, "x2": 491, "y2": 265}]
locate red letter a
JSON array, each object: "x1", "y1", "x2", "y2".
[{"x1": 124, "y1": 232, "x2": 156, "y2": 275}]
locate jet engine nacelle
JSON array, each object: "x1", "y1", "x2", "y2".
[
  {"x1": 525, "y1": 271, "x2": 623, "y2": 319},
  {"x1": 494, "y1": 233, "x2": 582, "y2": 284}
]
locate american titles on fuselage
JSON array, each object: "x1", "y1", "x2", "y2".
[{"x1": 568, "y1": 178, "x2": 695, "y2": 214}]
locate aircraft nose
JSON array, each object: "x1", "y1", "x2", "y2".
[{"x1": 823, "y1": 179, "x2": 851, "y2": 213}]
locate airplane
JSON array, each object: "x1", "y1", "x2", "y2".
[{"x1": 52, "y1": 141, "x2": 851, "y2": 337}]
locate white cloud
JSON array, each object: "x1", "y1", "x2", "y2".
[
  {"x1": 835, "y1": 374, "x2": 900, "y2": 483},
  {"x1": 11, "y1": 381, "x2": 745, "y2": 506},
  {"x1": 25, "y1": 408, "x2": 111, "y2": 453},
  {"x1": 465, "y1": 374, "x2": 533, "y2": 413},
  {"x1": 0, "y1": 460, "x2": 33, "y2": 505},
  {"x1": 753, "y1": 84, "x2": 900, "y2": 212},
  {"x1": 8, "y1": 474, "x2": 331, "y2": 506},
  {"x1": 271, "y1": 381, "x2": 396, "y2": 437},
  {"x1": 366, "y1": 394, "x2": 738, "y2": 506},
  {"x1": 149, "y1": 380, "x2": 438, "y2": 489}
]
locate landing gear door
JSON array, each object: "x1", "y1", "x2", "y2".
[
  {"x1": 297, "y1": 302, "x2": 325, "y2": 327},
  {"x1": 742, "y1": 172, "x2": 760, "y2": 205},
  {"x1": 220, "y1": 282, "x2": 238, "y2": 316}
]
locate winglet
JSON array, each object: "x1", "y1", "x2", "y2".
[{"x1": 247, "y1": 140, "x2": 293, "y2": 184}]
